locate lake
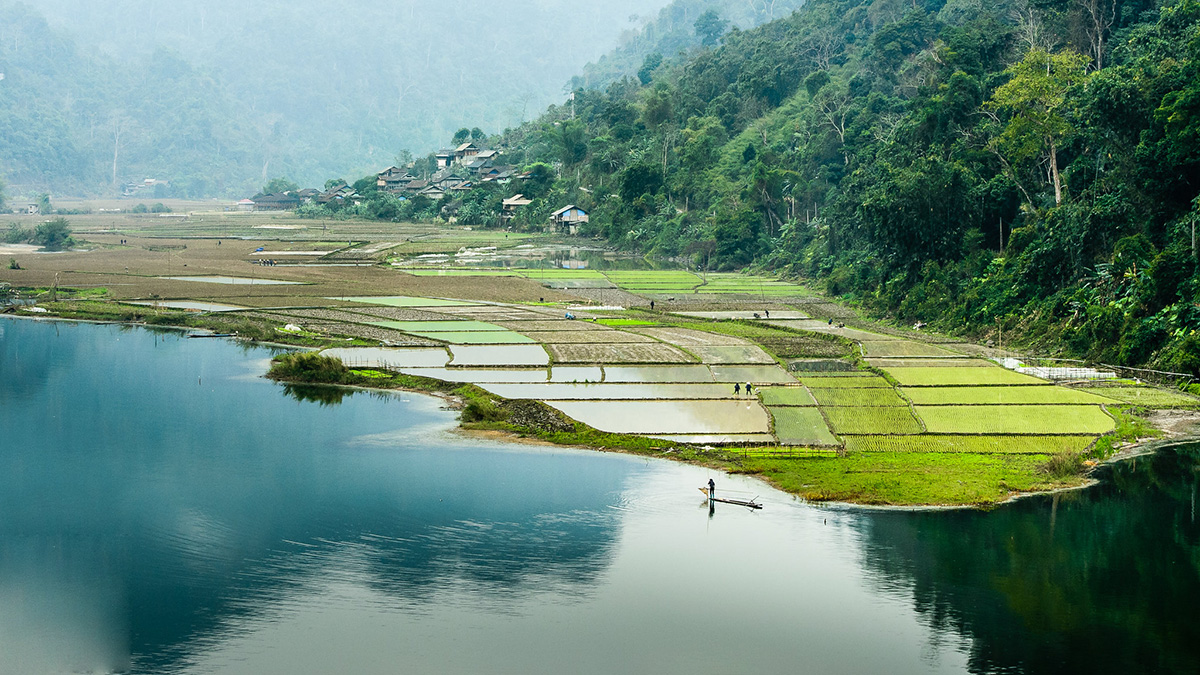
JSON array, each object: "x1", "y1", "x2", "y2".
[{"x1": 1, "y1": 317, "x2": 1197, "y2": 674}]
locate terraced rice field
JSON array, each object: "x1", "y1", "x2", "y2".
[
  {"x1": 519, "y1": 331, "x2": 657, "y2": 344},
  {"x1": 709, "y1": 365, "x2": 796, "y2": 384},
  {"x1": 405, "y1": 331, "x2": 534, "y2": 344},
  {"x1": 649, "y1": 434, "x2": 779, "y2": 445},
  {"x1": 547, "y1": 343, "x2": 694, "y2": 364},
  {"x1": 544, "y1": 399, "x2": 770, "y2": 434},
  {"x1": 824, "y1": 407, "x2": 924, "y2": 435},
  {"x1": 398, "y1": 368, "x2": 552, "y2": 383},
  {"x1": 758, "y1": 387, "x2": 818, "y2": 406},
  {"x1": 843, "y1": 435, "x2": 1097, "y2": 454},
  {"x1": 770, "y1": 408, "x2": 838, "y2": 445},
  {"x1": 1076, "y1": 385, "x2": 1200, "y2": 408},
  {"x1": 884, "y1": 366, "x2": 1046, "y2": 386},
  {"x1": 368, "y1": 320, "x2": 506, "y2": 332},
  {"x1": 915, "y1": 405, "x2": 1115, "y2": 434},
  {"x1": 694, "y1": 345, "x2": 777, "y2": 364},
  {"x1": 448, "y1": 344, "x2": 549, "y2": 366},
  {"x1": 601, "y1": 365, "x2": 715, "y2": 382},
  {"x1": 808, "y1": 387, "x2": 909, "y2": 407},
  {"x1": 904, "y1": 386, "x2": 1117, "y2": 405},
  {"x1": 859, "y1": 341, "x2": 962, "y2": 357},
  {"x1": 338, "y1": 296, "x2": 476, "y2": 307},
  {"x1": 322, "y1": 347, "x2": 449, "y2": 368},
  {"x1": 477, "y1": 383, "x2": 735, "y2": 400},
  {"x1": 796, "y1": 375, "x2": 893, "y2": 388}
]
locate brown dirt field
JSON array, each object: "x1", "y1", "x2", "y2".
[
  {"x1": 632, "y1": 326, "x2": 750, "y2": 346},
  {"x1": 0, "y1": 234, "x2": 579, "y2": 305},
  {"x1": 547, "y1": 343, "x2": 695, "y2": 364},
  {"x1": 519, "y1": 331, "x2": 656, "y2": 344}
]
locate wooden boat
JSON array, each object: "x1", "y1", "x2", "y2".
[{"x1": 699, "y1": 487, "x2": 762, "y2": 509}]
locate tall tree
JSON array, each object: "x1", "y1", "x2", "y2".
[{"x1": 986, "y1": 48, "x2": 1091, "y2": 206}]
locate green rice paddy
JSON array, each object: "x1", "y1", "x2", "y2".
[
  {"x1": 824, "y1": 407, "x2": 924, "y2": 435},
  {"x1": 795, "y1": 375, "x2": 893, "y2": 388},
  {"x1": 1077, "y1": 385, "x2": 1200, "y2": 408},
  {"x1": 915, "y1": 405, "x2": 1115, "y2": 434},
  {"x1": 884, "y1": 366, "x2": 1046, "y2": 386},
  {"x1": 758, "y1": 387, "x2": 818, "y2": 406},
  {"x1": 843, "y1": 435, "x2": 1097, "y2": 454},
  {"x1": 808, "y1": 387, "x2": 909, "y2": 407},
  {"x1": 903, "y1": 386, "x2": 1117, "y2": 405},
  {"x1": 770, "y1": 407, "x2": 838, "y2": 445}
]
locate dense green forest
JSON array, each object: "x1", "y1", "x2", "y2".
[
  {"x1": 398, "y1": 0, "x2": 1200, "y2": 372},
  {"x1": 0, "y1": 0, "x2": 670, "y2": 196},
  {"x1": 572, "y1": 0, "x2": 811, "y2": 88}
]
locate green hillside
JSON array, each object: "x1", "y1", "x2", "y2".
[{"x1": 409, "y1": 0, "x2": 1200, "y2": 372}]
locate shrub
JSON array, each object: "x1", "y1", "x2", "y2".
[{"x1": 267, "y1": 352, "x2": 350, "y2": 383}]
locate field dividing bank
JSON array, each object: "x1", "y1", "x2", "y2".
[
  {"x1": 843, "y1": 435, "x2": 1097, "y2": 454},
  {"x1": 915, "y1": 405, "x2": 1115, "y2": 435}
]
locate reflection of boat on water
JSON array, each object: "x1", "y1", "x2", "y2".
[{"x1": 699, "y1": 487, "x2": 762, "y2": 510}]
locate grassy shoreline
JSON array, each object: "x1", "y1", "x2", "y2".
[
  {"x1": 5, "y1": 295, "x2": 1168, "y2": 508},
  {"x1": 264, "y1": 351, "x2": 1110, "y2": 508}
]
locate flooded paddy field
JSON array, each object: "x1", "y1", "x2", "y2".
[{"x1": 545, "y1": 399, "x2": 771, "y2": 434}]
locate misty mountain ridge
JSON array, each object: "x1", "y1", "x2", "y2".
[{"x1": 1, "y1": 0, "x2": 679, "y2": 196}]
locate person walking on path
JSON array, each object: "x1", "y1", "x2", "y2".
[
  {"x1": 734, "y1": 383, "x2": 741, "y2": 395},
  {"x1": 745, "y1": 382, "x2": 753, "y2": 396},
  {"x1": 708, "y1": 478, "x2": 716, "y2": 500}
]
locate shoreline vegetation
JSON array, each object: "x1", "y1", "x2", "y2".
[{"x1": 3, "y1": 279, "x2": 1184, "y2": 508}]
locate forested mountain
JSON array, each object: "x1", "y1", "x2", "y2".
[
  {"x1": 0, "y1": 0, "x2": 671, "y2": 196},
  {"x1": 572, "y1": 0, "x2": 811, "y2": 88},
  {"x1": 468, "y1": 0, "x2": 1200, "y2": 371}
]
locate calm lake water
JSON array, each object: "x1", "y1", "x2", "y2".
[{"x1": 1, "y1": 317, "x2": 1198, "y2": 674}]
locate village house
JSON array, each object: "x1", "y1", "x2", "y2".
[
  {"x1": 454, "y1": 143, "x2": 482, "y2": 164},
  {"x1": 502, "y1": 194, "x2": 533, "y2": 223},
  {"x1": 376, "y1": 166, "x2": 415, "y2": 192},
  {"x1": 252, "y1": 192, "x2": 302, "y2": 211},
  {"x1": 547, "y1": 204, "x2": 588, "y2": 235},
  {"x1": 236, "y1": 198, "x2": 255, "y2": 211},
  {"x1": 317, "y1": 184, "x2": 357, "y2": 205},
  {"x1": 435, "y1": 148, "x2": 455, "y2": 168},
  {"x1": 480, "y1": 165, "x2": 514, "y2": 183}
]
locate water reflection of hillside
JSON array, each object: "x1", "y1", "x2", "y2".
[
  {"x1": 858, "y1": 448, "x2": 1200, "y2": 675},
  {"x1": 0, "y1": 319, "x2": 626, "y2": 673}
]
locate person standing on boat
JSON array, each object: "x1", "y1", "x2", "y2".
[{"x1": 708, "y1": 478, "x2": 716, "y2": 500}]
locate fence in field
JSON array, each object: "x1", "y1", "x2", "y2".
[{"x1": 995, "y1": 355, "x2": 1195, "y2": 387}]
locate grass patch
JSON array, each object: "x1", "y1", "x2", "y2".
[
  {"x1": 843, "y1": 434, "x2": 1096, "y2": 454},
  {"x1": 746, "y1": 452, "x2": 1084, "y2": 506},
  {"x1": 1091, "y1": 407, "x2": 1164, "y2": 458},
  {"x1": 808, "y1": 387, "x2": 908, "y2": 407},
  {"x1": 915, "y1": 405, "x2": 1115, "y2": 434},
  {"x1": 824, "y1": 407, "x2": 923, "y2": 435}
]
